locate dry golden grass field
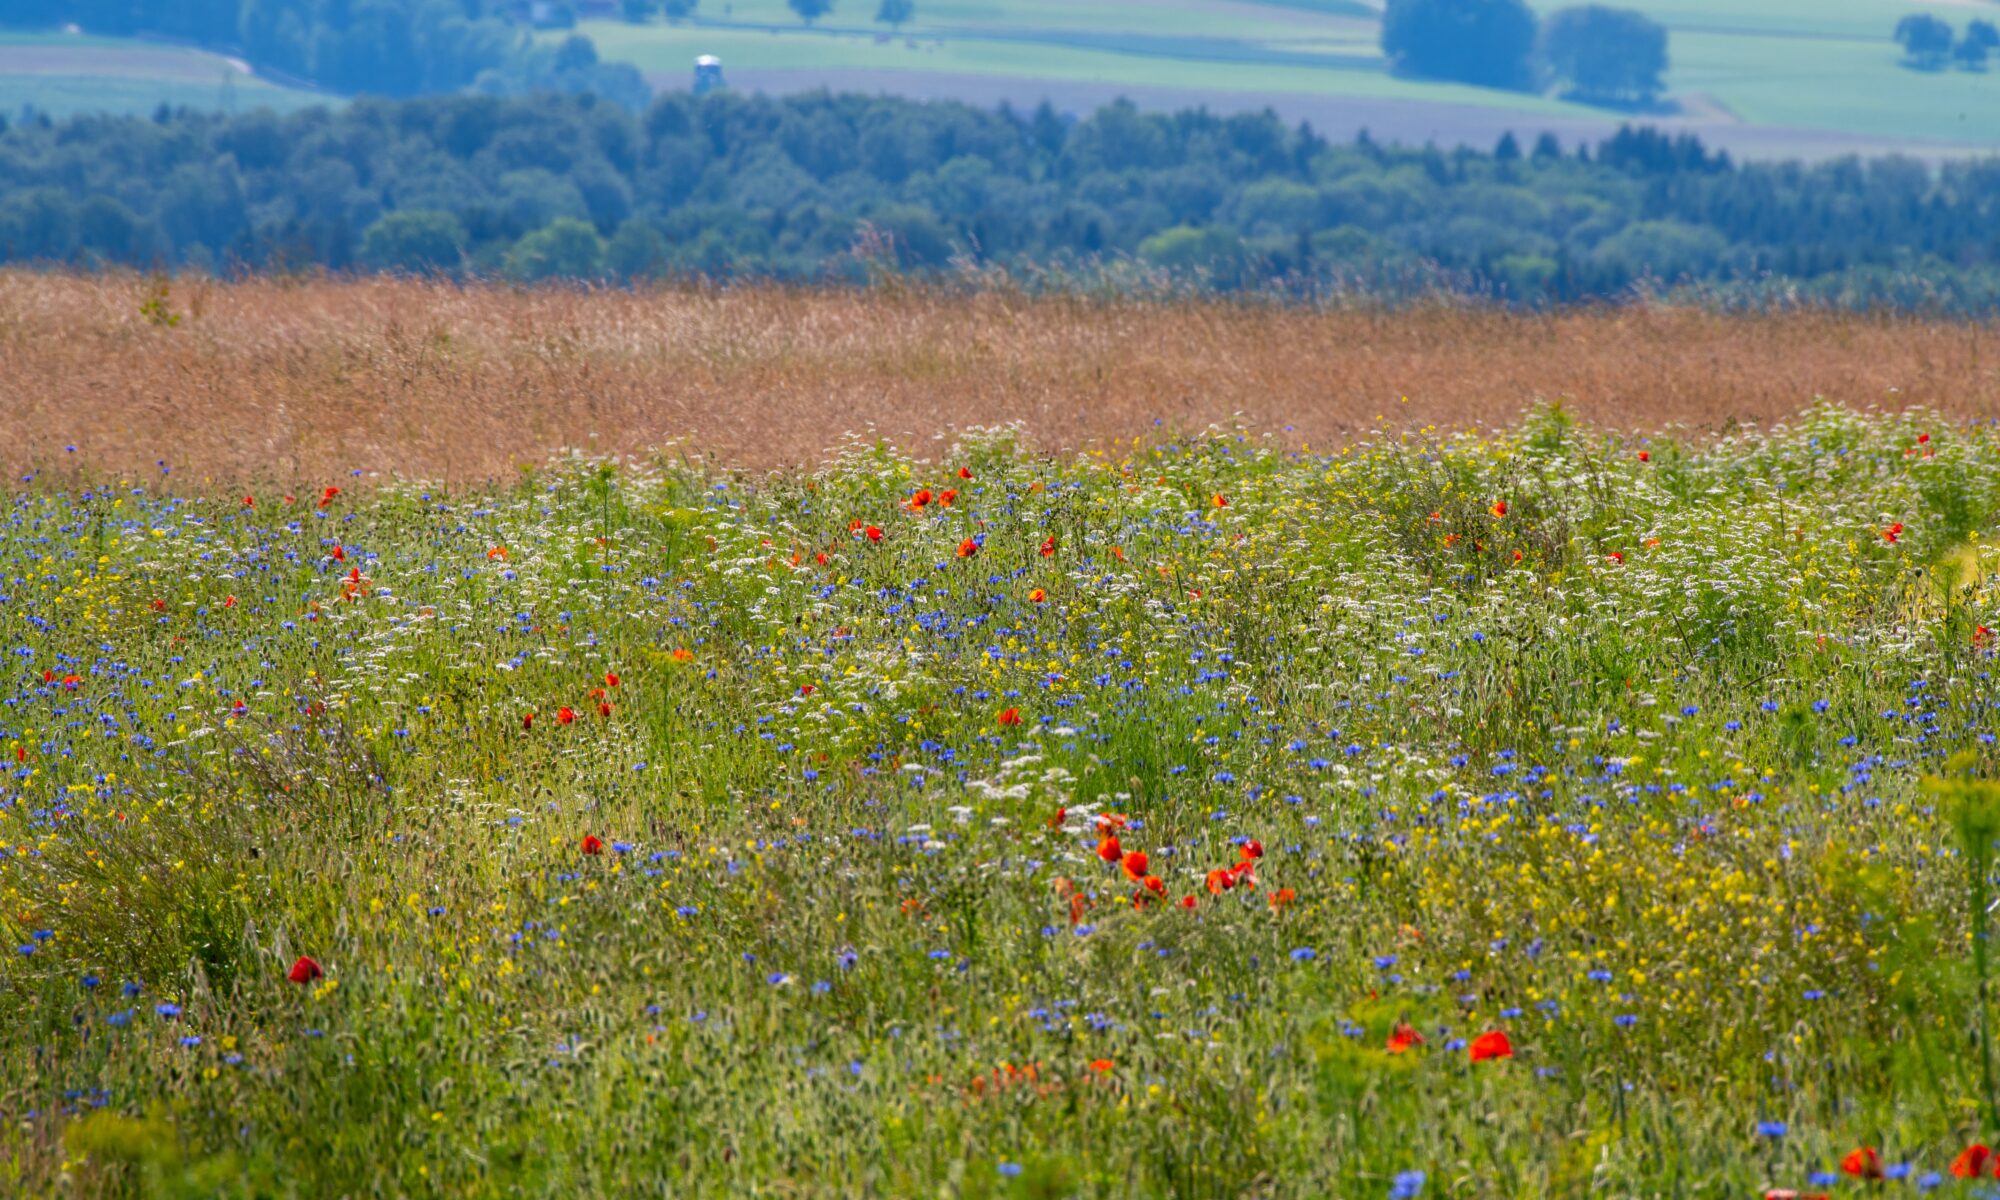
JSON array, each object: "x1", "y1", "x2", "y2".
[{"x1": 3, "y1": 271, "x2": 1997, "y2": 484}]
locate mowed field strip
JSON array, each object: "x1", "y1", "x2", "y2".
[
  {"x1": 572, "y1": 0, "x2": 2000, "y2": 155},
  {"x1": 3, "y1": 272, "x2": 1998, "y2": 485}
]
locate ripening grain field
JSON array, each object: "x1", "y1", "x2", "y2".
[{"x1": 2, "y1": 307, "x2": 2000, "y2": 1197}]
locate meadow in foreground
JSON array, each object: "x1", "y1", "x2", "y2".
[{"x1": 2, "y1": 405, "x2": 1998, "y2": 1198}]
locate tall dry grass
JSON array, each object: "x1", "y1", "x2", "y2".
[{"x1": 2, "y1": 271, "x2": 1996, "y2": 485}]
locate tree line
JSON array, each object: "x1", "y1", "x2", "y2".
[
  {"x1": 0, "y1": 0, "x2": 647, "y2": 104},
  {"x1": 1383, "y1": 0, "x2": 1670, "y2": 105},
  {"x1": 0, "y1": 89, "x2": 1997, "y2": 309}
]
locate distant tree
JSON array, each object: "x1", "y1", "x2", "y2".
[
  {"x1": 1541, "y1": 5, "x2": 1668, "y2": 103},
  {"x1": 1494, "y1": 131, "x2": 1521, "y2": 161},
  {"x1": 662, "y1": 0, "x2": 697, "y2": 19},
  {"x1": 621, "y1": 0, "x2": 656, "y2": 20},
  {"x1": 875, "y1": 0, "x2": 912, "y2": 29},
  {"x1": 607, "y1": 217, "x2": 671, "y2": 278},
  {"x1": 788, "y1": 0, "x2": 834, "y2": 25},
  {"x1": 359, "y1": 210, "x2": 467, "y2": 274},
  {"x1": 1970, "y1": 19, "x2": 2000, "y2": 51},
  {"x1": 1530, "y1": 131, "x2": 1563, "y2": 160},
  {"x1": 506, "y1": 215, "x2": 606, "y2": 281},
  {"x1": 1381, "y1": 0, "x2": 1539, "y2": 91},
  {"x1": 1954, "y1": 37, "x2": 1988, "y2": 69},
  {"x1": 1895, "y1": 14, "x2": 1954, "y2": 69}
]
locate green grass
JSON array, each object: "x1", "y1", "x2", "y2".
[
  {"x1": 0, "y1": 31, "x2": 329, "y2": 117},
  {"x1": 581, "y1": 19, "x2": 1585, "y2": 111},
  {"x1": 3, "y1": 404, "x2": 1999, "y2": 1196},
  {"x1": 584, "y1": 0, "x2": 2000, "y2": 154}
]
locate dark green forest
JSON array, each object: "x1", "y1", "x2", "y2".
[{"x1": 2, "y1": 89, "x2": 1999, "y2": 308}]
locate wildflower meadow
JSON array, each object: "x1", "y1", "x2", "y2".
[{"x1": 3, "y1": 403, "x2": 1999, "y2": 1198}]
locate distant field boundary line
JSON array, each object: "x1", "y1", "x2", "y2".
[{"x1": 642, "y1": 17, "x2": 1386, "y2": 72}]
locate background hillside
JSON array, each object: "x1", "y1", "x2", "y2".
[
  {"x1": 3, "y1": 0, "x2": 1997, "y2": 158},
  {"x1": 571, "y1": 0, "x2": 2000, "y2": 159}
]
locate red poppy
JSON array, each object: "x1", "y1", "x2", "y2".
[
  {"x1": 318, "y1": 486, "x2": 340, "y2": 508},
  {"x1": 908, "y1": 488, "x2": 932, "y2": 509},
  {"x1": 1121, "y1": 850, "x2": 1149, "y2": 881},
  {"x1": 487, "y1": 546, "x2": 507, "y2": 560},
  {"x1": 1977, "y1": 626, "x2": 1993, "y2": 647},
  {"x1": 1180, "y1": 895, "x2": 1198, "y2": 909},
  {"x1": 605, "y1": 672, "x2": 620, "y2": 687},
  {"x1": 1840, "y1": 1147, "x2": 1882, "y2": 1179},
  {"x1": 1606, "y1": 551, "x2": 1625, "y2": 564},
  {"x1": 956, "y1": 538, "x2": 980, "y2": 558},
  {"x1": 1046, "y1": 806, "x2": 1066, "y2": 829},
  {"x1": 1039, "y1": 536, "x2": 1057, "y2": 557},
  {"x1": 1267, "y1": 887, "x2": 1295, "y2": 911},
  {"x1": 331, "y1": 545, "x2": 346, "y2": 562},
  {"x1": 1029, "y1": 588, "x2": 1046, "y2": 603},
  {"x1": 522, "y1": 711, "x2": 535, "y2": 730},
  {"x1": 582, "y1": 834, "x2": 604, "y2": 855},
  {"x1": 1096, "y1": 835, "x2": 1122, "y2": 863},
  {"x1": 1637, "y1": 450, "x2": 1650, "y2": 462},
  {"x1": 242, "y1": 495, "x2": 254, "y2": 507},
  {"x1": 556, "y1": 706, "x2": 576, "y2": 725},
  {"x1": 1951, "y1": 1144, "x2": 1996, "y2": 1178},
  {"x1": 998, "y1": 707, "x2": 1022, "y2": 727},
  {"x1": 1088, "y1": 1059, "x2": 1114, "y2": 1073},
  {"x1": 1468, "y1": 1030, "x2": 1513, "y2": 1062},
  {"x1": 1387, "y1": 1022, "x2": 1424, "y2": 1054},
  {"x1": 1142, "y1": 875, "x2": 1165, "y2": 895},
  {"x1": 1213, "y1": 494, "x2": 1228, "y2": 509},
  {"x1": 1918, "y1": 433, "x2": 1931, "y2": 444},
  {"x1": 1882, "y1": 523, "x2": 1904, "y2": 544},
  {"x1": 223, "y1": 595, "x2": 237, "y2": 608},
  {"x1": 940, "y1": 489, "x2": 958, "y2": 507},
  {"x1": 288, "y1": 955, "x2": 323, "y2": 984},
  {"x1": 1240, "y1": 839, "x2": 1264, "y2": 861},
  {"x1": 865, "y1": 525, "x2": 883, "y2": 543},
  {"x1": 1205, "y1": 868, "x2": 1234, "y2": 894},
  {"x1": 597, "y1": 703, "x2": 612, "y2": 718},
  {"x1": 1490, "y1": 500, "x2": 1508, "y2": 518},
  {"x1": 958, "y1": 467, "x2": 972, "y2": 479}
]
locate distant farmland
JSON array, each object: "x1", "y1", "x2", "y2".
[
  {"x1": 0, "y1": 30, "x2": 327, "y2": 117},
  {"x1": 574, "y1": 0, "x2": 2000, "y2": 158}
]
